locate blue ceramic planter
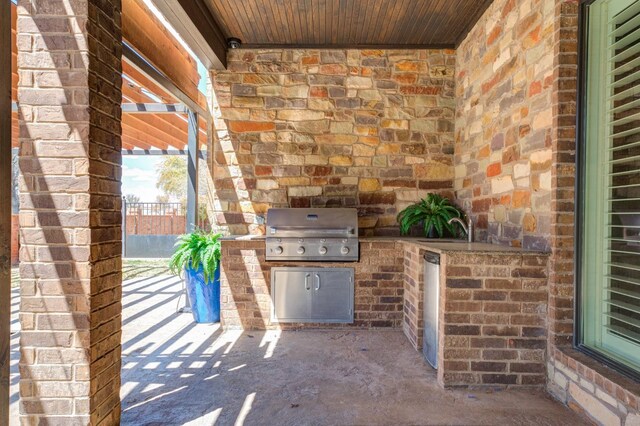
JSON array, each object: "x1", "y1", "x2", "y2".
[{"x1": 184, "y1": 264, "x2": 221, "y2": 323}]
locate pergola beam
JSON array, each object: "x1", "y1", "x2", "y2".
[
  {"x1": 152, "y1": 0, "x2": 227, "y2": 70},
  {"x1": 122, "y1": 149, "x2": 207, "y2": 159},
  {"x1": 1, "y1": 1, "x2": 12, "y2": 423},
  {"x1": 122, "y1": 80, "x2": 208, "y2": 134},
  {"x1": 122, "y1": 0, "x2": 201, "y2": 101},
  {"x1": 123, "y1": 43, "x2": 209, "y2": 119},
  {"x1": 121, "y1": 103, "x2": 187, "y2": 113}
]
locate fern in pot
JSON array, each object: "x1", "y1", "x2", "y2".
[
  {"x1": 169, "y1": 231, "x2": 222, "y2": 323},
  {"x1": 397, "y1": 193, "x2": 465, "y2": 238}
]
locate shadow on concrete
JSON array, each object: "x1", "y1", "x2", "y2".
[{"x1": 118, "y1": 274, "x2": 581, "y2": 426}]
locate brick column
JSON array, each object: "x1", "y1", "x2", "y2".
[
  {"x1": 548, "y1": 0, "x2": 578, "y2": 348},
  {"x1": 17, "y1": 0, "x2": 123, "y2": 424}
]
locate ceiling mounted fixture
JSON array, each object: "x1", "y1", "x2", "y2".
[{"x1": 226, "y1": 37, "x2": 242, "y2": 49}]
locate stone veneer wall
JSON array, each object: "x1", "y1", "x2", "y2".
[
  {"x1": 210, "y1": 49, "x2": 456, "y2": 236},
  {"x1": 455, "y1": 0, "x2": 556, "y2": 251},
  {"x1": 220, "y1": 239, "x2": 404, "y2": 329},
  {"x1": 459, "y1": 0, "x2": 638, "y2": 423}
]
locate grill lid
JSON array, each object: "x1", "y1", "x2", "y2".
[{"x1": 266, "y1": 208, "x2": 358, "y2": 238}]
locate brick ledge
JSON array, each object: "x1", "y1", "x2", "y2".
[{"x1": 553, "y1": 346, "x2": 640, "y2": 409}]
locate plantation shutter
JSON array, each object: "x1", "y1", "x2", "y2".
[
  {"x1": 581, "y1": 0, "x2": 640, "y2": 373},
  {"x1": 604, "y1": 0, "x2": 640, "y2": 347}
]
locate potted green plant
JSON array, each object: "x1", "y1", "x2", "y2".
[
  {"x1": 169, "y1": 231, "x2": 222, "y2": 323},
  {"x1": 397, "y1": 193, "x2": 465, "y2": 238}
]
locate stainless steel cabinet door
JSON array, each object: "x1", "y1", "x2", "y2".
[
  {"x1": 272, "y1": 269, "x2": 312, "y2": 322},
  {"x1": 311, "y1": 269, "x2": 354, "y2": 323},
  {"x1": 271, "y1": 267, "x2": 354, "y2": 323}
]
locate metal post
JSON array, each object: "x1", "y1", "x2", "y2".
[
  {"x1": 0, "y1": 0, "x2": 12, "y2": 423},
  {"x1": 177, "y1": 110, "x2": 198, "y2": 314},
  {"x1": 122, "y1": 197, "x2": 127, "y2": 258},
  {"x1": 186, "y1": 109, "x2": 199, "y2": 233}
]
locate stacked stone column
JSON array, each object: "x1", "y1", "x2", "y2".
[{"x1": 17, "y1": 0, "x2": 123, "y2": 423}]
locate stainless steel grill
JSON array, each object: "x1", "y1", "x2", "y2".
[{"x1": 266, "y1": 208, "x2": 359, "y2": 261}]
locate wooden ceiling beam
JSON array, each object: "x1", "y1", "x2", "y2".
[
  {"x1": 122, "y1": 83, "x2": 207, "y2": 142},
  {"x1": 122, "y1": 60, "x2": 175, "y2": 104},
  {"x1": 123, "y1": 44, "x2": 209, "y2": 119},
  {"x1": 122, "y1": 134, "x2": 154, "y2": 150},
  {"x1": 122, "y1": 83, "x2": 190, "y2": 137},
  {"x1": 122, "y1": 62, "x2": 208, "y2": 134},
  {"x1": 152, "y1": 0, "x2": 227, "y2": 70},
  {"x1": 122, "y1": 115, "x2": 187, "y2": 149},
  {"x1": 124, "y1": 114, "x2": 187, "y2": 148},
  {"x1": 121, "y1": 121, "x2": 172, "y2": 150},
  {"x1": 122, "y1": 0, "x2": 202, "y2": 103}
]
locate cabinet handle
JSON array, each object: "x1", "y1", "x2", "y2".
[
  {"x1": 305, "y1": 273, "x2": 311, "y2": 290},
  {"x1": 315, "y1": 273, "x2": 321, "y2": 291}
]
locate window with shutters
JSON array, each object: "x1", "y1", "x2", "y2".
[{"x1": 580, "y1": 0, "x2": 640, "y2": 374}]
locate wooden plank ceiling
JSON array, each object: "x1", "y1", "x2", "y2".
[{"x1": 204, "y1": 0, "x2": 494, "y2": 48}]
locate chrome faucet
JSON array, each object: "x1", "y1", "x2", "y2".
[{"x1": 448, "y1": 217, "x2": 473, "y2": 243}]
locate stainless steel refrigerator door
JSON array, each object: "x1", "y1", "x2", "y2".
[{"x1": 423, "y1": 252, "x2": 440, "y2": 369}]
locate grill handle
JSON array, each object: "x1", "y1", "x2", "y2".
[
  {"x1": 315, "y1": 273, "x2": 321, "y2": 291},
  {"x1": 269, "y1": 226, "x2": 356, "y2": 235}
]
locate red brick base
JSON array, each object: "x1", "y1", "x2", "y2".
[{"x1": 220, "y1": 238, "x2": 404, "y2": 330}]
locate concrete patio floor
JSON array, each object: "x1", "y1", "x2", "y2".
[{"x1": 10, "y1": 272, "x2": 587, "y2": 425}]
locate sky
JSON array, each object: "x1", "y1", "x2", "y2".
[
  {"x1": 122, "y1": 1, "x2": 208, "y2": 203},
  {"x1": 121, "y1": 156, "x2": 163, "y2": 202}
]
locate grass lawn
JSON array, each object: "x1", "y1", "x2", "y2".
[
  {"x1": 122, "y1": 258, "x2": 174, "y2": 281},
  {"x1": 10, "y1": 259, "x2": 176, "y2": 287}
]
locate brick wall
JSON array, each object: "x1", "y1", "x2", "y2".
[
  {"x1": 17, "y1": 0, "x2": 123, "y2": 423},
  {"x1": 402, "y1": 244, "x2": 549, "y2": 387},
  {"x1": 439, "y1": 250, "x2": 549, "y2": 387},
  {"x1": 220, "y1": 239, "x2": 404, "y2": 330},
  {"x1": 455, "y1": 0, "x2": 556, "y2": 251},
  {"x1": 210, "y1": 49, "x2": 456, "y2": 236},
  {"x1": 402, "y1": 243, "x2": 424, "y2": 349}
]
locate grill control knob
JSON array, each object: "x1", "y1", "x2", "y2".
[
  {"x1": 297, "y1": 246, "x2": 305, "y2": 255},
  {"x1": 319, "y1": 246, "x2": 328, "y2": 255},
  {"x1": 274, "y1": 246, "x2": 283, "y2": 255},
  {"x1": 340, "y1": 246, "x2": 350, "y2": 255}
]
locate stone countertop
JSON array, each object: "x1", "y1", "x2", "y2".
[
  {"x1": 409, "y1": 241, "x2": 547, "y2": 254},
  {"x1": 221, "y1": 235, "x2": 546, "y2": 254},
  {"x1": 220, "y1": 235, "x2": 266, "y2": 241}
]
